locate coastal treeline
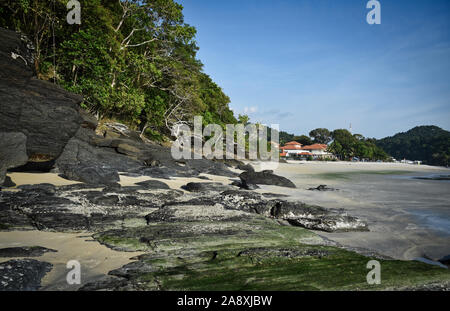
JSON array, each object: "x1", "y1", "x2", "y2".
[
  {"x1": 328, "y1": 129, "x2": 389, "y2": 161},
  {"x1": 278, "y1": 128, "x2": 389, "y2": 161},
  {"x1": 0, "y1": 0, "x2": 236, "y2": 140},
  {"x1": 376, "y1": 126, "x2": 450, "y2": 166}
]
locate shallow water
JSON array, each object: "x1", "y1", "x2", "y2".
[{"x1": 267, "y1": 162, "x2": 450, "y2": 260}]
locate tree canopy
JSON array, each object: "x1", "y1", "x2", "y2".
[
  {"x1": 0, "y1": 0, "x2": 236, "y2": 140},
  {"x1": 309, "y1": 128, "x2": 332, "y2": 144},
  {"x1": 376, "y1": 126, "x2": 450, "y2": 166},
  {"x1": 328, "y1": 129, "x2": 389, "y2": 161}
]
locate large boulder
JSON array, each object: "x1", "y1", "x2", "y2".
[
  {"x1": 0, "y1": 27, "x2": 237, "y2": 185},
  {"x1": 0, "y1": 132, "x2": 28, "y2": 185},
  {"x1": 239, "y1": 170, "x2": 296, "y2": 188},
  {"x1": 0, "y1": 28, "x2": 93, "y2": 160},
  {"x1": 55, "y1": 128, "x2": 141, "y2": 185}
]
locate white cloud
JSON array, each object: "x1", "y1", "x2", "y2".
[{"x1": 243, "y1": 106, "x2": 258, "y2": 114}]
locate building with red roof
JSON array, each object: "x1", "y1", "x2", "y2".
[{"x1": 280, "y1": 142, "x2": 334, "y2": 159}]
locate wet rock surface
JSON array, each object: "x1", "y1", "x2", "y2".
[
  {"x1": 0, "y1": 132, "x2": 28, "y2": 186},
  {"x1": 307, "y1": 185, "x2": 338, "y2": 191},
  {"x1": 239, "y1": 170, "x2": 296, "y2": 188},
  {"x1": 181, "y1": 182, "x2": 235, "y2": 192},
  {"x1": 0, "y1": 259, "x2": 52, "y2": 291},
  {"x1": 0, "y1": 246, "x2": 57, "y2": 258}
]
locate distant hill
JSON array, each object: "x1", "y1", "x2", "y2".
[{"x1": 376, "y1": 126, "x2": 450, "y2": 166}]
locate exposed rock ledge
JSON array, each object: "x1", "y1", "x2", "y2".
[{"x1": 0, "y1": 183, "x2": 368, "y2": 233}]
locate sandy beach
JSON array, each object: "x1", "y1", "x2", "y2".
[{"x1": 0, "y1": 231, "x2": 143, "y2": 291}]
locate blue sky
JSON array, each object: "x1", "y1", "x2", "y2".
[{"x1": 179, "y1": 0, "x2": 450, "y2": 138}]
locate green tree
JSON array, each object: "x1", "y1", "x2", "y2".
[
  {"x1": 293, "y1": 135, "x2": 313, "y2": 146},
  {"x1": 0, "y1": 0, "x2": 239, "y2": 141},
  {"x1": 309, "y1": 128, "x2": 332, "y2": 144}
]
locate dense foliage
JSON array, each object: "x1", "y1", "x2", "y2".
[
  {"x1": 309, "y1": 128, "x2": 332, "y2": 144},
  {"x1": 0, "y1": 0, "x2": 236, "y2": 140},
  {"x1": 376, "y1": 126, "x2": 450, "y2": 166},
  {"x1": 328, "y1": 129, "x2": 389, "y2": 161}
]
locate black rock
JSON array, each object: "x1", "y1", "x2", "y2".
[
  {"x1": 135, "y1": 180, "x2": 170, "y2": 190},
  {"x1": 18, "y1": 183, "x2": 56, "y2": 195},
  {"x1": 0, "y1": 246, "x2": 57, "y2": 258},
  {"x1": 58, "y1": 164, "x2": 120, "y2": 186},
  {"x1": 2, "y1": 176, "x2": 16, "y2": 188},
  {"x1": 102, "y1": 183, "x2": 122, "y2": 192},
  {"x1": 89, "y1": 195, "x2": 120, "y2": 206},
  {"x1": 230, "y1": 179, "x2": 260, "y2": 190},
  {"x1": 439, "y1": 255, "x2": 450, "y2": 266},
  {"x1": 0, "y1": 132, "x2": 29, "y2": 185},
  {"x1": 236, "y1": 163, "x2": 255, "y2": 172},
  {"x1": 181, "y1": 182, "x2": 234, "y2": 192},
  {"x1": 239, "y1": 170, "x2": 296, "y2": 188},
  {"x1": 307, "y1": 185, "x2": 338, "y2": 191},
  {"x1": 9, "y1": 160, "x2": 56, "y2": 173},
  {"x1": 287, "y1": 216, "x2": 369, "y2": 233},
  {"x1": 0, "y1": 29, "x2": 88, "y2": 159},
  {"x1": 0, "y1": 259, "x2": 52, "y2": 291}
]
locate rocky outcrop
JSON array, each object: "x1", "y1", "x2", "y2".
[
  {"x1": 218, "y1": 190, "x2": 368, "y2": 232},
  {"x1": 0, "y1": 246, "x2": 57, "y2": 257},
  {"x1": 0, "y1": 259, "x2": 52, "y2": 291},
  {"x1": 0, "y1": 29, "x2": 88, "y2": 159},
  {"x1": 0, "y1": 181, "x2": 367, "y2": 233},
  {"x1": 0, "y1": 132, "x2": 28, "y2": 186},
  {"x1": 239, "y1": 170, "x2": 296, "y2": 188},
  {"x1": 0, "y1": 27, "x2": 237, "y2": 185}
]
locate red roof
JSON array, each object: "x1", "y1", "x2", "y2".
[
  {"x1": 281, "y1": 141, "x2": 303, "y2": 150},
  {"x1": 281, "y1": 146, "x2": 303, "y2": 150},
  {"x1": 301, "y1": 144, "x2": 328, "y2": 150},
  {"x1": 285, "y1": 141, "x2": 302, "y2": 146}
]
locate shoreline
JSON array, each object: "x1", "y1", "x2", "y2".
[
  {"x1": 4, "y1": 161, "x2": 450, "y2": 262},
  {"x1": 267, "y1": 161, "x2": 450, "y2": 261},
  {"x1": 1, "y1": 161, "x2": 449, "y2": 290}
]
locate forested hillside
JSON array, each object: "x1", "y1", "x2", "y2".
[
  {"x1": 376, "y1": 126, "x2": 450, "y2": 166},
  {"x1": 0, "y1": 0, "x2": 236, "y2": 140}
]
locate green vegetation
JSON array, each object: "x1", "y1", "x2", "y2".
[
  {"x1": 328, "y1": 129, "x2": 389, "y2": 161},
  {"x1": 0, "y1": 0, "x2": 236, "y2": 139},
  {"x1": 376, "y1": 126, "x2": 450, "y2": 166},
  {"x1": 309, "y1": 128, "x2": 332, "y2": 144}
]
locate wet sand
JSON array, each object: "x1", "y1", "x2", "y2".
[{"x1": 0, "y1": 231, "x2": 143, "y2": 291}]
